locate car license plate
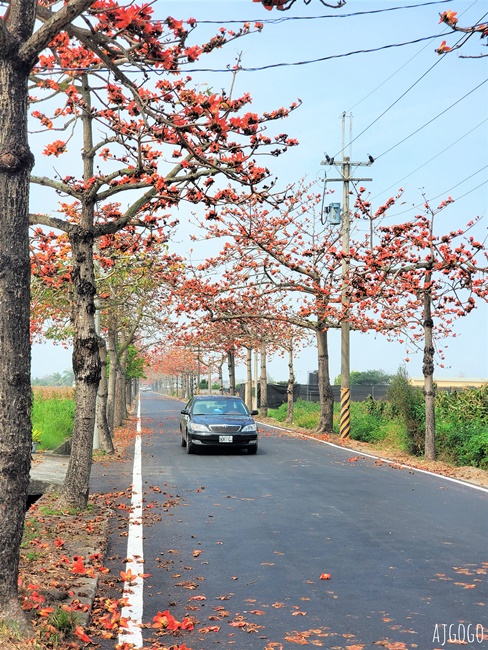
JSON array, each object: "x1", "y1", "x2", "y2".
[{"x1": 219, "y1": 435, "x2": 233, "y2": 443}]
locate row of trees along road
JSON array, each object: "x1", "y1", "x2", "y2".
[
  {"x1": 173, "y1": 182, "x2": 487, "y2": 460},
  {"x1": 0, "y1": 0, "x2": 484, "y2": 632},
  {"x1": 0, "y1": 0, "x2": 313, "y2": 630}
]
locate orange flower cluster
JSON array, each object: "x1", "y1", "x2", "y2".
[{"x1": 152, "y1": 609, "x2": 194, "y2": 632}]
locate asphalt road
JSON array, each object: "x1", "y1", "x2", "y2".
[{"x1": 90, "y1": 392, "x2": 488, "y2": 650}]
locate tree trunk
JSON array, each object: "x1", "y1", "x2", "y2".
[
  {"x1": 227, "y1": 347, "x2": 236, "y2": 396},
  {"x1": 59, "y1": 76, "x2": 103, "y2": 509},
  {"x1": 126, "y1": 378, "x2": 133, "y2": 407},
  {"x1": 423, "y1": 285, "x2": 436, "y2": 461},
  {"x1": 316, "y1": 327, "x2": 334, "y2": 433},
  {"x1": 0, "y1": 46, "x2": 35, "y2": 630},
  {"x1": 97, "y1": 337, "x2": 114, "y2": 454},
  {"x1": 259, "y1": 341, "x2": 268, "y2": 418},
  {"x1": 218, "y1": 362, "x2": 224, "y2": 394},
  {"x1": 207, "y1": 363, "x2": 212, "y2": 395},
  {"x1": 114, "y1": 363, "x2": 125, "y2": 428},
  {"x1": 245, "y1": 348, "x2": 252, "y2": 410},
  {"x1": 59, "y1": 229, "x2": 101, "y2": 509},
  {"x1": 106, "y1": 323, "x2": 118, "y2": 433},
  {"x1": 286, "y1": 343, "x2": 295, "y2": 424},
  {"x1": 117, "y1": 348, "x2": 129, "y2": 424}
]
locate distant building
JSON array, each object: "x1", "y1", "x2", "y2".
[{"x1": 410, "y1": 378, "x2": 487, "y2": 389}]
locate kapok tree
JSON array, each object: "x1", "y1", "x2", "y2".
[
  {"x1": 166, "y1": 306, "x2": 251, "y2": 400},
  {"x1": 29, "y1": 9, "x2": 300, "y2": 510},
  {"x1": 30, "y1": 211, "x2": 177, "y2": 451},
  {"x1": 130, "y1": 268, "x2": 239, "y2": 399},
  {"x1": 436, "y1": 10, "x2": 488, "y2": 56},
  {"x1": 273, "y1": 324, "x2": 314, "y2": 422},
  {"x1": 0, "y1": 0, "x2": 98, "y2": 629},
  {"x1": 193, "y1": 320, "x2": 255, "y2": 397},
  {"x1": 358, "y1": 194, "x2": 488, "y2": 460},
  {"x1": 95, "y1": 233, "x2": 184, "y2": 435}
]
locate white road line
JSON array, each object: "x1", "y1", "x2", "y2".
[
  {"x1": 259, "y1": 421, "x2": 488, "y2": 494},
  {"x1": 118, "y1": 398, "x2": 144, "y2": 648}
]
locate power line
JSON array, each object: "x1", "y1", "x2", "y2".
[
  {"x1": 332, "y1": 53, "x2": 448, "y2": 158},
  {"x1": 347, "y1": 49, "x2": 428, "y2": 113},
  {"x1": 384, "y1": 164, "x2": 488, "y2": 218},
  {"x1": 376, "y1": 77, "x2": 488, "y2": 160},
  {"x1": 371, "y1": 118, "x2": 488, "y2": 201},
  {"x1": 428, "y1": 165, "x2": 488, "y2": 204},
  {"x1": 337, "y1": 1, "x2": 486, "y2": 220},
  {"x1": 345, "y1": 4, "x2": 470, "y2": 112},
  {"x1": 335, "y1": 6, "x2": 487, "y2": 157},
  {"x1": 447, "y1": 178, "x2": 488, "y2": 207},
  {"x1": 194, "y1": 1, "x2": 452, "y2": 25},
  {"x1": 182, "y1": 34, "x2": 444, "y2": 73}
]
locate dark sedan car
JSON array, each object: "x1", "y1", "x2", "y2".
[{"x1": 180, "y1": 395, "x2": 259, "y2": 454}]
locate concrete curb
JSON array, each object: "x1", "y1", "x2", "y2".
[{"x1": 29, "y1": 453, "x2": 69, "y2": 496}]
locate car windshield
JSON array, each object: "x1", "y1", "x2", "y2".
[{"x1": 192, "y1": 399, "x2": 249, "y2": 416}]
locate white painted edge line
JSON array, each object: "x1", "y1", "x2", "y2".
[
  {"x1": 118, "y1": 398, "x2": 144, "y2": 648},
  {"x1": 258, "y1": 420, "x2": 488, "y2": 495}
]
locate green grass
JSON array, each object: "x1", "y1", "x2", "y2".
[
  {"x1": 269, "y1": 399, "x2": 398, "y2": 443},
  {"x1": 38, "y1": 502, "x2": 96, "y2": 517},
  {"x1": 24, "y1": 551, "x2": 42, "y2": 562},
  {"x1": 269, "y1": 399, "x2": 322, "y2": 429},
  {"x1": 21, "y1": 520, "x2": 42, "y2": 548},
  {"x1": 436, "y1": 419, "x2": 488, "y2": 469},
  {"x1": 31, "y1": 393, "x2": 75, "y2": 450},
  {"x1": 41, "y1": 607, "x2": 79, "y2": 647}
]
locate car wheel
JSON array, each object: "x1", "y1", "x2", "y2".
[
  {"x1": 181, "y1": 434, "x2": 186, "y2": 448},
  {"x1": 247, "y1": 445, "x2": 258, "y2": 455},
  {"x1": 186, "y1": 435, "x2": 195, "y2": 454}
]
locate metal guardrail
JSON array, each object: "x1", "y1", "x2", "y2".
[{"x1": 297, "y1": 383, "x2": 477, "y2": 403}]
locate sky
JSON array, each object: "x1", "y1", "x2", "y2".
[{"x1": 31, "y1": 0, "x2": 488, "y2": 384}]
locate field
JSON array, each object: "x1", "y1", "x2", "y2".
[{"x1": 32, "y1": 387, "x2": 75, "y2": 450}]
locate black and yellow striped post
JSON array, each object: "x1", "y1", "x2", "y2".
[{"x1": 339, "y1": 387, "x2": 351, "y2": 439}]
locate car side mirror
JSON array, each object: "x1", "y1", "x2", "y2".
[
  {"x1": 181, "y1": 409, "x2": 189, "y2": 415},
  {"x1": 251, "y1": 410, "x2": 259, "y2": 416}
]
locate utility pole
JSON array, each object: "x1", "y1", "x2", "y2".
[{"x1": 321, "y1": 113, "x2": 373, "y2": 439}]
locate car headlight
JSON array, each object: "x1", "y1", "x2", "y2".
[
  {"x1": 241, "y1": 424, "x2": 257, "y2": 432},
  {"x1": 190, "y1": 423, "x2": 210, "y2": 432}
]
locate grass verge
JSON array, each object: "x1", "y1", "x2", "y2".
[{"x1": 32, "y1": 388, "x2": 75, "y2": 451}]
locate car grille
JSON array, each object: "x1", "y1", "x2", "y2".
[{"x1": 209, "y1": 425, "x2": 242, "y2": 434}]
